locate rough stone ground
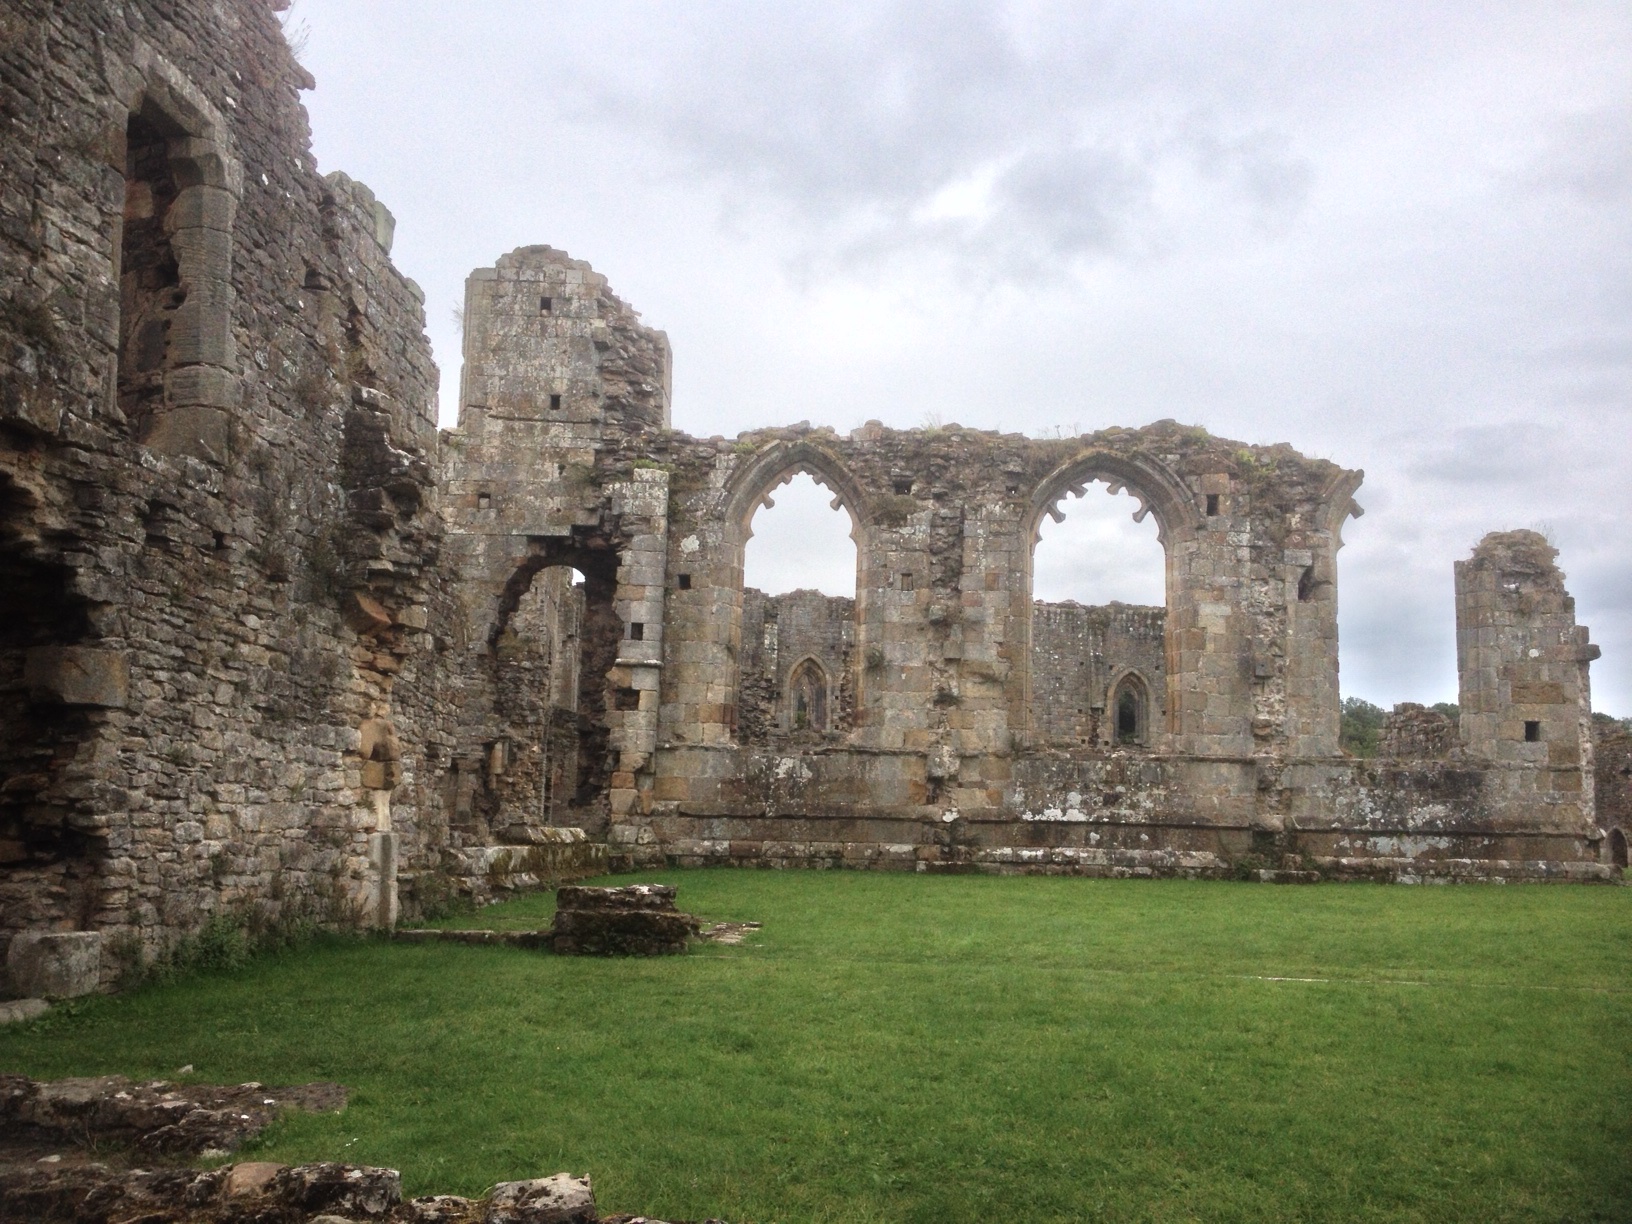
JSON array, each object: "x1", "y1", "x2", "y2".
[{"x1": 0, "y1": 1074, "x2": 724, "y2": 1222}]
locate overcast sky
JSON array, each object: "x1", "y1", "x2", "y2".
[{"x1": 290, "y1": 0, "x2": 1631, "y2": 714}]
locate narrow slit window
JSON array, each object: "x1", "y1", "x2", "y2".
[
  {"x1": 629, "y1": 622, "x2": 644, "y2": 641},
  {"x1": 1297, "y1": 564, "x2": 1316, "y2": 602},
  {"x1": 1206, "y1": 493, "x2": 1220, "y2": 517},
  {"x1": 549, "y1": 393, "x2": 562, "y2": 411},
  {"x1": 119, "y1": 111, "x2": 185, "y2": 435},
  {"x1": 1524, "y1": 720, "x2": 1541, "y2": 742},
  {"x1": 540, "y1": 296, "x2": 553, "y2": 312},
  {"x1": 677, "y1": 573, "x2": 692, "y2": 590},
  {"x1": 901, "y1": 572, "x2": 915, "y2": 591}
]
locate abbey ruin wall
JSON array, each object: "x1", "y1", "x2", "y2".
[
  {"x1": 433, "y1": 246, "x2": 1609, "y2": 885},
  {"x1": 0, "y1": 0, "x2": 457, "y2": 983},
  {"x1": 0, "y1": 0, "x2": 1619, "y2": 1001}
]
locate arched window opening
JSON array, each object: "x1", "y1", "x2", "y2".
[
  {"x1": 1029, "y1": 479, "x2": 1166, "y2": 748},
  {"x1": 1111, "y1": 674, "x2": 1150, "y2": 746},
  {"x1": 483, "y1": 547, "x2": 623, "y2": 837},
  {"x1": 1612, "y1": 828, "x2": 1628, "y2": 870},
  {"x1": 118, "y1": 108, "x2": 185, "y2": 433},
  {"x1": 744, "y1": 471, "x2": 856, "y2": 598},
  {"x1": 492, "y1": 566, "x2": 586, "y2": 832},
  {"x1": 786, "y1": 657, "x2": 830, "y2": 734},
  {"x1": 739, "y1": 471, "x2": 857, "y2": 745}
]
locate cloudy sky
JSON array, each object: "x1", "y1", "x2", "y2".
[{"x1": 290, "y1": 1, "x2": 1631, "y2": 714}]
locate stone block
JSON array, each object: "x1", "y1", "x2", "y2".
[
  {"x1": 484, "y1": 1173, "x2": 596, "y2": 1224},
  {"x1": 6, "y1": 931, "x2": 103, "y2": 999},
  {"x1": 167, "y1": 184, "x2": 237, "y2": 232},
  {"x1": 142, "y1": 403, "x2": 230, "y2": 462},
  {"x1": 24, "y1": 646, "x2": 128, "y2": 708},
  {"x1": 165, "y1": 364, "x2": 241, "y2": 408},
  {"x1": 0, "y1": 998, "x2": 50, "y2": 1024}
]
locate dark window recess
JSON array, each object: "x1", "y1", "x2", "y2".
[
  {"x1": 1206, "y1": 493, "x2": 1220, "y2": 516},
  {"x1": 213, "y1": 531, "x2": 228, "y2": 552},
  {"x1": 901, "y1": 573, "x2": 915, "y2": 591},
  {"x1": 614, "y1": 687, "x2": 641, "y2": 712},
  {"x1": 476, "y1": 491, "x2": 491, "y2": 509},
  {"x1": 1117, "y1": 688, "x2": 1140, "y2": 743},
  {"x1": 1524, "y1": 720, "x2": 1541, "y2": 742},
  {"x1": 549, "y1": 393, "x2": 562, "y2": 411},
  {"x1": 541, "y1": 296, "x2": 553, "y2": 312},
  {"x1": 119, "y1": 111, "x2": 185, "y2": 434},
  {"x1": 1297, "y1": 564, "x2": 1316, "y2": 603},
  {"x1": 892, "y1": 478, "x2": 913, "y2": 495},
  {"x1": 677, "y1": 573, "x2": 692, "y2": 590},
  {"x1": 629, "y1": 622, "x2": 645, "y2": 641}
]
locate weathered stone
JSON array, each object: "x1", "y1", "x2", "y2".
[
  {"x1": 270, "y1": 1162, "x2": 402, "y2": 1216},
  {"x1": 484, "y1": 1174, "x2": 596, "y2": 1224},
  {"x1": 0, "y1": 999, "x2": 49, "y2": 1025},
  {"x1": 550, "y1": 886, "x2": 699, "y2": 956},
  {"x1": 5, "y1": 932, "x2": 102, "y2": 999},
  {"x1": 22, "y1": 648, "x2": 128, "y2": 709}
]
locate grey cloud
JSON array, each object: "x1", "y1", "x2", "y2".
[
  {"x1": 1402, "y1": 424, "x2": 1557, "y2": 486},
  {"x1": 565, "y1": 1, "x2": 1325, "y2": 279},
  {"x1": 295, "y1": 0, "x2": 1632, "y2": 712}
]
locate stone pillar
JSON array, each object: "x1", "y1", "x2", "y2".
[
  {"x1": 607, "y1": 468, "x2": 670, "y2": 821},
  {"x1": 366, "y1": 832, "x2": 399, "y2": 930},
  {"x1": 1456, "y1": 531, "x2": 1598, "y2": 766}
]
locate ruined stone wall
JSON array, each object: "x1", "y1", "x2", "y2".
[
  {"x1": 434, "y1": 244, "x2": 673, "y2": 889},
  {"x1": 1028, "y1": 602, "x2": 1165, "y2": 747},
  {"x1": 1378, "y1": 703, "x2": 1457, "y2": 760},
  {"x1": 431, "y1": 251, "x2": 1609, "y2": 883},
  {"x1": 1592, "y1": 725, "x2": 1630, "y2": 869},
  {"x1": 737, "y1": 588, "x2": 856, "y2": 745},
  {"x1": 0, "y1": 0, "x2": 443, "y2": 983}
]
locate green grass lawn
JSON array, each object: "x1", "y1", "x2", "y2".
[{"x1": 3, "y1": 872, "x2": 1629, "y2": 1223}]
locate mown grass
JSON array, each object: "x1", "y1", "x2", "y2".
[{"x1": 2, "y1": 871, "x2": 1629, "y2": 1223}]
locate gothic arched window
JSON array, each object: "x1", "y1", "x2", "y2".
[{"x1": 787, "y1": 657, "x2": 830, "y2": 733}]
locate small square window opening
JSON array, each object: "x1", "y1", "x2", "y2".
[
  {"x1": 476, "y1": 491, "x2": 491, "y2": 510},
  {"x1": 549, "y1": 393, "x2": 562, "y2": 411},
  {"x1": 677, "y1": 574, "x2": 692, "y2": 590},
  {"x1": 629, "y1": 622, "x2": 645, "y2": 641},
  {"x1": 541, "y1": 296, "x2": 553, "y2": 312},
  {"x1": 1206, "y1": 493, "x2": 1220, "y2": 516},
  {"x1": 1524, "y1": 720, "x2": 1541, "y2": 742}
]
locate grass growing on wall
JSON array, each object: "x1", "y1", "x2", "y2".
[{"x1": 2, "y1": 871, "x2": 1629, "y2": 1223}]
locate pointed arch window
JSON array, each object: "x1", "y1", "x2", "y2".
[
  {"x1": 787, "y1": 657, "x2": 830, "y2": 733},
  {"x1": 1109, "y1": 673, "x2": 1151, "y2": 746}
]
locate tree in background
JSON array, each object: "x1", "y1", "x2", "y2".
[{"x1": 1340, "y1": 698, "x2": 1386, "y2": 757}]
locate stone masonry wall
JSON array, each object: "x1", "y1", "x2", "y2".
[
  {"x1": 1029, "y1": 601, "x2": 1166, "y2": 747},
  {"x1": 738, "y1": 588, "x2": 856, "y2": 745},
  {"x1": 433, "y1": 244, "x2": 673, "y2": 887},
  {"x1": 0, "y1": 0, "x2": 444, "y2": 985},
  {"x1": 432, "y1": 247, "x2": 1610, "y2": 883}
]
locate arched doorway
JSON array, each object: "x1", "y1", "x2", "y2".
[{"x1": 1612, "y1": 828, "x2": 1628, "y2": 870}]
